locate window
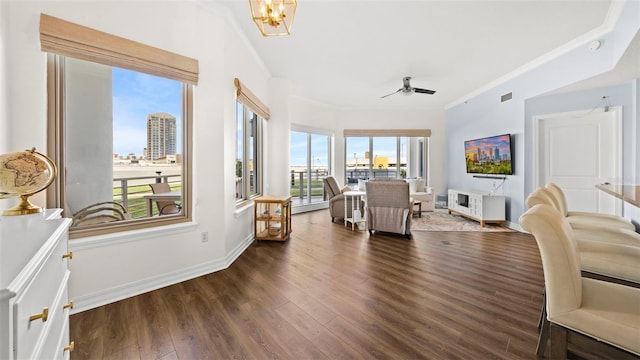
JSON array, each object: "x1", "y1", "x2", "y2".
[
  {"x1": 344, "y1": 129, "x2": 430, "y2": 185},
  {"x1": 236, "y1": 101, "x2": 263, "y2": 202},
  {"x1": 234, "y1": 79, "x2": 268, "y2": 204},
  {"x1": 41, "y1": 14, "x2": 197, "y2": 238},
  {"x1": 289, "y1": 126, "x2": 332, "y2": 208}
]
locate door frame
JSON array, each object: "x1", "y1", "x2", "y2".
[{"x1": 532, "y1": 105, "x2": 622, "y2": 202}]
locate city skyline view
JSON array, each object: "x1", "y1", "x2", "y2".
[{"x1": 113, "y1": 67, "x2": 182, "y2": 156}]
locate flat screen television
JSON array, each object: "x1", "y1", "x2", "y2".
[{"x1": 464, "y1": 134, "x2": 513, "y2": 175}]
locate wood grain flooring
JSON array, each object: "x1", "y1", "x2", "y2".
[{"x1": 70, "y1": 210, "x2": 545, "y2": 359}]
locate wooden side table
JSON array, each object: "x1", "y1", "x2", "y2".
[
  {"x1": 413, "y1": 200, "x2": 422, "y2": 217},
  {"x1": 254, "y1": 195, "x2": 292, "y2": 241}
]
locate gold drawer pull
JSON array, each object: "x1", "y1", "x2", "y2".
[
  {"x1": 64, "y1": 341, "x2": 75, "y2": 352},
  {"x1": 63, "y1": 301, "x2": 74, "y2": 310},
  {"x1": 62, "y1": 251, "x2": 73, "y2": 260},
  {"x1": 29, "y1": 307, "x2": 49, "y2": 323}
]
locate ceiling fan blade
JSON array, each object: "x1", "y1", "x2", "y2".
[
  {"x1": 380, "y1": 88, "x2": 401, "y2": 98},
  {"x1": 414, "y1": 88, "x2": 436, "y2": 95}
]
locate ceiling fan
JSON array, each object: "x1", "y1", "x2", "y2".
[{"x1": 381, "y1": 76, "x2": 436, "y2": 98}]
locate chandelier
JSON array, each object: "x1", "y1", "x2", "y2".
[{"x1": 249, "y1": 0, "x2": 297, "y2": 36}]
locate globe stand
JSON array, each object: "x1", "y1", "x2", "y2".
[{"x1": 2, "y1": 194, "x2": 44, "y2": 216}]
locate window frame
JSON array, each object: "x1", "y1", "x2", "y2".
[
  {"x1": 343, "y1": 129, "x2": 430, "y2": 185},
  {"x1": 42, "y1": 14, "x2": 196, "y2": 238},
  {"x1": 235, "y1": 101, "x2": 264, "y2": 205},
  {"x1": 289, "y1": 124, "x2": 333, "y2": 207}
]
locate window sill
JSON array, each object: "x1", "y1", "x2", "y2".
[
  {"x1": 235, "y1": 201, "x2": 254, "y2": 218},
  {"x1": 69, "y1": 221, "x2": 199, "y2": 251}
]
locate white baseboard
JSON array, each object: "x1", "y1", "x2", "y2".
[
  {"x1": 506, "y1": 220, "x2": 524, "y2": 233},
  {"x1": 70, "y1": 234, "x2": 255, "y2": 314}
]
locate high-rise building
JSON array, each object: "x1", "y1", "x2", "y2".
[{"x1": 147, "y1": 112, "x2": 177, "y2": 161}]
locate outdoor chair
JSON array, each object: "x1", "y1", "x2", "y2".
[{"x1": 149, "y1": 183, "x2": 182, "y2": 215}]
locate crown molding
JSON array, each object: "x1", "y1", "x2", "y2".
[{"x1": 445, "y1": 1, "x2": 626, "y2": 110}]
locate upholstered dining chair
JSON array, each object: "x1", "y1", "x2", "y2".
[
  {"x1": 520, "y1": 204, "x2": 640, "y2": 359},
  {"x1": 526, "y1": 187, "x2": 640, "y2": 247},
  {"x1": 545, "y1": 182, "x2": 636, "y2": 231},
  {"x1": 322, "y1": 176, "x2": 363, "y2": 222},
  {"x1": 149, "y1": 183, "x2": 182, "y2": 215}
]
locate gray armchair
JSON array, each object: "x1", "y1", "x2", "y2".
[
  {"x1": 323, "y1": 176, "x2": 363, "y2": 222},
  {"x1": 365, "y1": 180, "x2": 412, "y2": 238}
]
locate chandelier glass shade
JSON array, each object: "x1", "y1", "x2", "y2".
[{"x1": 249, "y1": 0, "x2": 297, "y2": 36}]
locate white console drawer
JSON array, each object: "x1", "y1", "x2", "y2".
[
  {"x1": 14, "y1": 233, "x2": 69, "y2": 359},
  {"x1": 33, "y1": 273, "x2": 71, "y2": 360}
]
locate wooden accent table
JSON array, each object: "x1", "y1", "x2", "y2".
[
  {"x1": 254, "y1": 195, "x2": 292, "y2": 241},
  {"x1": 413, "y1": 200, "x2": 422, "y2": 217}
]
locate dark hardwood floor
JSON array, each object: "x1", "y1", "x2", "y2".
[{"x1": 70, "y1": 210, "x2": 545, "y2": 359}]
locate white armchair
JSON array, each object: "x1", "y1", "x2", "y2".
[{"x1": 405, "y1": 178, "x2": 434, "y2": 212}]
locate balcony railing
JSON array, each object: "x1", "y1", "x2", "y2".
[
  {"x1": 112, "y1": 173, "x2": 182, "y2": 218},
  {"x1": 290, "y1": 169, "x2": 327, "y2": 203}
]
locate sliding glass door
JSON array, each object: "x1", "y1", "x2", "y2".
[{"x1": 290, "y1": 126, "x2": 332, "y2": 212}]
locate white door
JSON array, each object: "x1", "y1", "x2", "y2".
[{"x1": 535, "y1": 107, "x2": 622, "y2": 215}]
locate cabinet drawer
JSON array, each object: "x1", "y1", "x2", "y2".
[
  {"x1": 33, "y1": 276, "x2": 71, "y2": 360},
  {"x1": 14, "y1": 235, "x2": 69, "y2": 359}
]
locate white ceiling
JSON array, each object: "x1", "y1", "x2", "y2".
[{"x1": 210, "y1": 0, "x2": 624, "y2": 110}]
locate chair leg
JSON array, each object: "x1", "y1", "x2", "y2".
[
  {"x1": 538, "y1": 291, "x2": 546, "y2": 331},
  {"x1": 537, "y1": 318, "x2": 550, "y2": 357},
  {"x1": 549, "y1": 323, "x2": 568, "y2": 360}
]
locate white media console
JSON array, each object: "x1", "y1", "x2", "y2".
[{"x1": 448, "y1": 189, "x2": 506, "y2": 227}]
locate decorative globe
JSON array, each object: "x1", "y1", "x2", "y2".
[{"x1": 0, "y1": 148, "x2": 57, "y2": 215}]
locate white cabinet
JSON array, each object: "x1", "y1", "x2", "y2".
[
  {"x1": 448, "y1": 189, "x2": 506, "y2": 227},
  {"x1": 0, "y1": 210, "x2": 73, "y2": 360}
]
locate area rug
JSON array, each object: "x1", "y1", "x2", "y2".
[{"x1": 411, "y1": 212, "x2": 514, "y2": 232}]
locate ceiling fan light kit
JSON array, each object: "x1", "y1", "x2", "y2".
[
  {"x1": 381, "y1": 76, "x2": 436, "y2": 98},
  {"x1": 249, "y1": 0, "x2": 297, "y2": 36}
]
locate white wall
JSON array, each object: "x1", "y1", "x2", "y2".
[
  {"x1": 0, "y1": 1, "x2": 271, "y2": 312},
  {"x1": 0, "y1": 0, "x2": 445, "y2": 313},
  {"x1": 0, "y1": 1, "x2": 6, "y2": 154},
  {"x1": 524, "y1": 81, "x2": 639, "y2": 227},
  {"x1": 445, "y1": 0, "x2": 640, "y2": 228}
]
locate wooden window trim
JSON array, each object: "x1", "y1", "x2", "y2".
[
  {"x1": 234, "y1": 78, "x2": 270, "y2": 120},
  {"x1": 40, "y1": 13, "x2": 198, "y2": 84}
]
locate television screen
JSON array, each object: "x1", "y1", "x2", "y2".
[{"x1": 464, "y1": 134, "x2": 513, "y2": 175}]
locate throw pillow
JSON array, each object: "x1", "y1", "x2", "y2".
[
  {"x1": 416, "y1": 177, "x2": 426, "y2": 192},
  {"x1": 406, "y1": 178, "x2": 418, "y2": 193}
]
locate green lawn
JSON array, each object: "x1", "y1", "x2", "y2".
[
  {"x1": 290, "y1": 179, "x2": 324, "y2": 197},
  {"x1": 115, "y1": 183, "x2": 182, "y2": 219}
]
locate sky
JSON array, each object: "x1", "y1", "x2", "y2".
[
  {"x1": 112, "y1": 67, "x2": 182, "y2": 156},
  {"x1": 290, "y1": 131, "x2": 332, "y2": 167}
]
